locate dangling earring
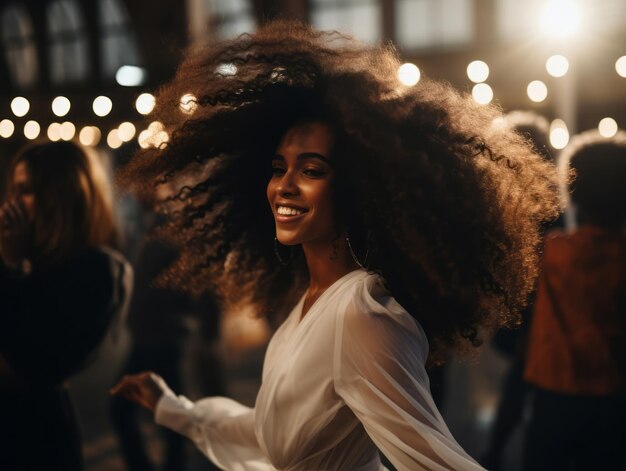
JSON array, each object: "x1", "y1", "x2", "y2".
[
  {"x1": 346, "y1": 232, "x2": 369, "y2": 269},
  {"x1": 274, "y1": 237, "x2": 293, "y2": 266}
]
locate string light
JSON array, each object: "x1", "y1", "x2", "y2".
[
  {"x1": 107, "y1": 129, "x2": 123, "y2": 149},
  {"x1": 549, "y1": 119, "x2": 569, "y2": 149},
  {"x1": 118, "y1": 122, "x2": 136, "y2": 142},
  {"x1": 11, "y1": 97, "x2": 30, "y2": 117},
  {"x1": 52, "y1": 96, "x2": 71, "y2": 117},
  {"x1": 24, "y1": 120, "x2": 40, "y2": 140},
  {"x1": 472, "y1": 83, "x2": 493, "y2": 105},
  {"x1": 180, "y1": 94, "x2": 198, "y2": 114},
  {"x1": 93, "y1": 96, "x2": 113, "y2": 117},
  {"x1": 467, "y1": 60, "x2": 489, "y2": 83},
  {"x1": 79, "y1": 126, "x2": 101, "y2": 146},
  {"x1": 546, "y1": 55, "x2": 569, "y2": 78},
  {"x1": 136, "y1": 93, "x2": 156, "y2": 115},
  {"x1": 397, "y1": 63, "x2": 421, "y2": 86},
  {"x1": 598, "y1": 118, "x2": 618, "y2": 138},
  {"x1": 0, "y1": 119, "x2": 15, "y2": 138},
  {"x1": 60, "y1": 121, "x2": 76, "y2": 141},
  {"x1": 47, "y1": 123, "x2": 62, "y2": 141},
  {"x1": 527, "y1": 80, "x2": 548, "y2": 102},
  {"x1": 616, "y1": 56, "x2": 626, "y2": 78}
]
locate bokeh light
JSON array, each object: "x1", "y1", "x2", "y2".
[
  {"x1": 467, "y1": 60, "x2": 489, "y2": 83},
  {"x1": 179, "y1": 94, "x2": 198, "y2": 114},
  {"x1": 0, "y1": 119, "x2": 15, "y2": 138},
  {"x1": 11, "y1": 97, "x2": 30, "y2": 117},
  {"x1": 52, "y1": 96, "x2": 71, "y2": 117},
  {"x1": 546, "y1": 55, "x2": 569, "y2": 77},
  {"x1": 527, "y1": 80, "x2": 548, "y2": 102},
  {"x1": 472, "y1": 83, "x2": 493, "y2": 105},
  {"x1": 93, "y1": 96, "x2": 113, "y2": 117},
  {"x1": 118, "y1": 122, "x2": 136, "y2": 142},
  {"x1": 397, "y1": 63, "x2": 421, "y2": 86},
  {"x1": 616, "y1": 56, "x2": 626, "y2": 78},
  {"x1": 47, "y1": 122, "x2": 62, "y2": 142},
  {"x1": 550, "y1": 119, "x2": 569, "y2": 149},
  {"x1": 60, "y1": 121, "x2": 76, "y2": 141},
  {"x1": 107, "y1": 129, "x2": 123, "y2": 149},
  {"x1": 24, "y1": 120, "x2": 40, "y2": 140},
  {"x1": 136, "y1": 93, "x2": 156, "y2": 115},
  {"x1": 598, "y1": 117, "x2": 618, "y2": 138},
  {"x1": 79, "y1": 126, "x2": 101, "y2": 147},
  {"x1": 116, "y1": 65, "x2": 147, "y2": 87}
]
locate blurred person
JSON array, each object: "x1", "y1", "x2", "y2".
[
  {"x1": 111, "y1": 21, "x2": 559, "y2": 470},
  {"x1": 482, "y1": 110, "x2": 561, "y2": 470},
  {"x1": 110, "y1": 209, "x2": 224, "y2": 471},
  {"x1": 0, "y1": 140, "x2": 132, "y2": 471},
  {"x1": 523, "y1": 130, "x2": 626, "y2": 471}
]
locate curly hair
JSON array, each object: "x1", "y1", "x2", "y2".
[{"x1": 122, "y1": 20, "x2": 560, "y2": 358}]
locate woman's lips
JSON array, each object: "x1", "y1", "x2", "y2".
[{"x1": 275, "y1": 204, "x2": 308, "y2": 223}]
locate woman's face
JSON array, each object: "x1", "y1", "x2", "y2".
[
  {"x1": 267, "y1": 121, "x2": 336, "y2": 246},
  {"x1": 11, "y1": 161, "x2": 35, "y2": 220}
]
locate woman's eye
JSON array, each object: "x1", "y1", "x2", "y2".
[
  {"x1": 272, "y1": 166, "x2": 286, "y2": 176},
  {"x1": 303, "y1": 168, "x2": 324, "y2": 177}
]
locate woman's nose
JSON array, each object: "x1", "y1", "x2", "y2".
[{"x1": 276, "y1": 171, "x2": 299, "y2": 196}]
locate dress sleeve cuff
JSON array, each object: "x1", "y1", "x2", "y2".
[{"x1": 155, "y1": 391, "x2": 196, "y2": 430}]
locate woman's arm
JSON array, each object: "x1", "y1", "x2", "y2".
[
  {"x1": 112, "y1": 372, "x2": 273, "y2": 471},
  {"x1": 334, "y1": 294, "x2": 486, "y2": 471}
]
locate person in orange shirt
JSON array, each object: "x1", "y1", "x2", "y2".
[{"x1": 523, "y1": 131, "x2": 626, "y2": 471}]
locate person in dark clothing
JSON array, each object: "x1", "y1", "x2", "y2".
[
  {"x1": 523, "y1": 130, "x2": 626, "y2": 471},
  {"x1": 0, "y1": 140, "x2": 132, "y2": 471}
]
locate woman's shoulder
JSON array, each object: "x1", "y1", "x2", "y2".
[{"x1": 338, "y1": 271, "x2": 428, "y2": 342}]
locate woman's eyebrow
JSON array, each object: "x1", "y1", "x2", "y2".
[{"x1": 273, "y1": 153, "x2": 332, "y2": 165}]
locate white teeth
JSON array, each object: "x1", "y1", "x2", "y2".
[{"x1": 277, "y1": 206, "x2": 305, "y2": 216}]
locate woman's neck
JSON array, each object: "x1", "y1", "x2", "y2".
[{"x1": 302, "y1": 233, "x2": 359, "y2": 294}]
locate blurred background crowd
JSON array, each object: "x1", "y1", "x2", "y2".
[{"x1": 0, "y1": 1, "x2": 625, "y2": 470}]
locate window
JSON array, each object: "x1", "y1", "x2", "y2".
[
  {"x1": 396, "y1": 0, "x2": 473, "y2": 50},
  {"x1": 311, "y1": 0, "x2": 382, "y2": 44},
  {"x1": 206, "y1": 0, "x2": 256, "y2": 39},
  {"x1": 99, "y1": 0, "x2": 141, "y2": 79},
  {"x1": 47, "y1": 0, "x2": 88, "y2": 83},
  {"x1": 1, "y1": 4, "x2": 38, "y2": 88}
]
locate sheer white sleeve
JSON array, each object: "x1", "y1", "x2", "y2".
[
  {"x1": 334, "y1": 280, "x2": 486, "y2": 471},
  {"x1": 155, "y1": 393, "x2": 274, "y2": 471}
]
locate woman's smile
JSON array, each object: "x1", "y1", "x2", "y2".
[{"x1": 267, "y1": 121, "x2": 336, "y2": 246}]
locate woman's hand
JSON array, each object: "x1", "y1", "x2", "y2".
[
  {"x1": 0, "y1": 199, "x2": 33, "y2": 268},
  {"x1": 110, "y1": 371, "x2": 172, "y2": 413}
]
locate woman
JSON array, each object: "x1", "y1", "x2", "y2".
[
  {"x1": 0, "y1": 140, "x2": 132, "y2": 470},
  {"x1": 112, "y1": 21, "x2": 559, "y2": 470},
  {"x1": 523, "y1": 131, "x2": 626, "y2": 471}
]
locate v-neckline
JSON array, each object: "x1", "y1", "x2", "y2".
[{"x1": 297, "y1": 269, "x2": 366, "y2": 325}]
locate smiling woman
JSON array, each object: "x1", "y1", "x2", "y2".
[{"x1": 114, "y1": 19, "x2": 560, "y2": 471}]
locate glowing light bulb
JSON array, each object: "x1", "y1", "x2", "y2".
[
  {"x1": 107, "y1": 129, "x2": 123, "y2": 149},
  {"x1": 0, "y1": 119, "x2": 15, "y2": 138},
  {"x1": 24, "y1": 120, "x2": 40, "y2": 140},
  {"x1": 467, "y1": 60, "x2": 489, "y2": 83},
  {"x1": 616, "y1": 56, "x2": 626, "y2": 78},
  {"x1": 472, "y1": 83, "x2": 493, "y2": 105},
  {"x1": 118, "y1": 122, "x2": 136, "y2": 142},
  {"x1": 549, "y1": 119, "x2": 569, "y2": 149},
  {"x1": 11, "y1": 97, "x2": 29, "y2": 117},
  {"x1": 79, "y1": 126, "x2": 101, "y2": 146},
  {"x1": 52, "y1": 96, "x2": 71, "y2": 117},
  {"x1": 527, "y1": 80, "x2": 548, "y2": 102},
  {"x1": 60, "y1": 121, "x2": 76, "y2": 141},
  {"x1": 136, "y1": 93, "x2": 156, "y2": 115},
  {"x1": 598, "y1": 117, "x2": 618, "y2": 138},
  {"x1": 180, "y1": 94, "x2": 198, "y2": 114},
  {"x1": 93, "y1": 96, "x2": 113, "y2": 117},
  {"x1": 546, "y1": 55, "x2": 569, "y2": 77},
  {"x1": 397, "y1": 63, "x2": 421, "y2": 86},
  {"x1": 47, "y1": 123, "x2": 62, "y2": 142},
  {"x1": 116, "y1": 65, "x2": 147, "y2": 87}
]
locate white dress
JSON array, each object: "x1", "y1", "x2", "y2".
[{"x1": 155, "y1": 269, "x2": 486, "y2": 471}]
